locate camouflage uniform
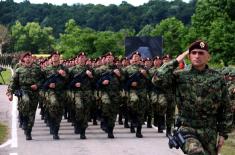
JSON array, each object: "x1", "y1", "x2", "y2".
[
  {"x1": 152, "y1": 60, "x2": 233, "y2": 155},
  {"x1": 149, "y1": 66, "x2": 167, "y2": 132},
  {"x1": 68, "y1": 64, "x2": 94, "y2": 139},
  {"x1": 94, "y1": 64, "x2": 121, "y2": 138},
  {"x1": 122, "y1": 64, "x2": 148, "y2": 138},
  {"x1": 7, "y1": 62, "x2": 43, "y2": 140},
  {"x1": 43, "y1": 64, "x2": 68, "y2": 139}
]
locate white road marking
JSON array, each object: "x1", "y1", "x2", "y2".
[
  {"x1": 9, "y1": 153, "x2": 18, "y2": 155},
  {"x1": 11, "y1": 95, "x2": 18, "y2": 148},
  {"x1": 0, "y1": 139, "x2": 11, "y2": 148}
]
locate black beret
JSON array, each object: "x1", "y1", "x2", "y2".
[
  {"x1": 50, "y1": 51, "x2": 60, "y2": 56},
  {"x1": 189, "y1": 40, "x2": 208, "y2": 53},
  {"x1": 77, "y1": 52, "x2": 87, "y2": 57},
  {"x1": 153, "y1": 56, "x2": 162, "y2": 60}
]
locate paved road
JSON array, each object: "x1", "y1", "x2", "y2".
[{"x1": 0, "y1": 85, "x2": 184, "y2": 155}]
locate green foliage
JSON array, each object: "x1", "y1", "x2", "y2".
[
  {"x1": 56, "y1": 19, "x2": 125, "y2": 58},
  {"x1": 191, "y1": 0, "x2": 235, "y2": 65},
  {"x1": 11, "y1": 21, "x2": 55, "y2": 53},
  {"x1": 0, "y1": 68, "x2": 12, "y2": 85},
  {"x1": 0, "y1": 0, "x2": 195, "y2": 36},
  {"x1": 0, "y1": 123, "x2": 8, "y2": 144},
  {"x1": 151, "y1": 17, "x2": 186, "y2": 56}
]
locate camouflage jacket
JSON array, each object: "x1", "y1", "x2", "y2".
[
  {"x1": 68, "y1": 64, "x2": 94, "y2": 91},
  {"x1": 42, "y1": 64, "x2": 69, "y2": 91},
  {"x1": 94, "y1": 64, "x2": 121, "y2": 92},
  {"x1": 122, "y1": 64, "x2": 149, "y2": 91},
  {"x1": 8, "y1": 63, "x2": 43, "y2": 93},
  {"x1": 152, "y1": 59, "x2": 233, "y2": 137}
]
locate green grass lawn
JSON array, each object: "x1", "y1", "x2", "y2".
[
  {"x1": 0, "y1": 68, "x2": 12, "y2": 85},
  {"x1": 221, "y1": 130, "x2": 235, "y2": 155},
  {"x1": 0, "y1": 123, "x2": 8, "y2": 144}
]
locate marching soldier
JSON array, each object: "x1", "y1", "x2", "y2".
[
  {"x1": 7, "y1": 52, "x2": 43, "y2": 140},
  {"x1": 122, "y1": 51, "x2": 149, "y2": 138},
  {"x1": 94, "y1": 52, "x2": 122, "y2": 138},
  {"x1": 42, "y1": 51, "x2": 69, "y2": 140}
]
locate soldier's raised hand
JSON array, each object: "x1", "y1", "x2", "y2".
[{"x1": 176, "y1": 50, "x2": 189, "y2": 63}]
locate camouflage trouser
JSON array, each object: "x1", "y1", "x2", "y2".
[
  {"x1": 165, "y1": 93, "x2": 175, "y2": 127},
  {"x1": 128, "y1": 90, "x2": 147, "y2": 126},
  {"x1": 46, "y1": 91, "x2": 64, "y2": 127},
  {"x1": 179, "y1": 126, "x2": 217, "y2": 155},
  {"x1": 100, "y1": 91, "x2": 120, "y2": 128},
  {"x1": 150, "y1": 91, "x2": 167, "y2": 116},
  {"x1": 18, "y1": 90, "x2": 38, "y2": 129},
  {"x1": 73, "y1": 90, "x2": 93, "y2": 129}
]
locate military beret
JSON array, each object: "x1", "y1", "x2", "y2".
[
  {"x1": 189, "y1": 40, "x2": 208, "y2": 53},
  {"x1": 20, "y1": 52, "x2": 31, "y2": 60},
  {"x1": 153, "y1": 56, "x2": 162, "y2": 60},
  {"x1": 130, "y1": 51, "x2": 141, "y2": 58},
  {"x1": 77, "y1": 52, "x2": 87, "y2": 57},
  {"x1": 50, "y1": 51, "x2": 60, "y2": 56},
  {"x1": 103, "y1": 52, "x2": 113, "y2": 57},
  {"x1": 143, "y1": 58, "x2": 151, "y2": 62},
  {"x1": 162, "y1": 54, "x2": 172, "y2": 60}
]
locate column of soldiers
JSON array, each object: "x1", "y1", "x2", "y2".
[{"x1": 5, "y1": 40, "x2": 234, "y2": 155}]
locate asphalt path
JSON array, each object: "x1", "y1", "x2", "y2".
[{"x1": 0, "y1": 85, "x2": 184, "y2": 155}]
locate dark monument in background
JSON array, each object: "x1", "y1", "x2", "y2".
[{"x1": 125, "y1": 36, "x2": 163, "y2": 59}]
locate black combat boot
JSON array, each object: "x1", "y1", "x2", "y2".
[
  {"x1": 80, "y1": 128, "x2": 86, "y2": 139},
  {"x1": 100, "y1": 118, "x2": 108, "y2": 133},
  {"x1": 166, "y1": 126, "x2": 171, "y2": 137},
  {"x1": 26, "y1": 128, "x2": 32, "y2": 140},
  {"x1": 74, "y1": 123, "x2": 80, "y2": 134},
  {"x1": 118, "y1": 114, "x2": 123, "y2": 125},
  {"x1": 107, "y1": 127, "x2": 114, "y2": 139},
  {"x1": 130, "y1": 123, "x2": 135, "y2": 133},
  {"x1": 147, "y1": 117, "x2": 152, "y2": 128},
  {"x1": 124, "y1": 118, "x2": 130, "y2": 128},
  {"x1": 53, "y1": 126, "x2": 60, "y2": 140},
  {"x1": 93, "y1": 119, "x2": 98, "y2": 125},
  {"x1": 136, "y1": 126, "x2": 143, "y2": 138}
]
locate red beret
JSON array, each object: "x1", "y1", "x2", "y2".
[
  {"x1": 189, "y1": 40, "x2": 208, "y2": 53},
  {"x1": 130, "y1": 51, "x2": 141, "y2": 58},
  {"x1": 162, "y1": 54, "x2": 172, "y2": 59},
  {"x1": 77, "y1": 52, "x2": 87, "y2": 57},
  {"x1": 20, "y1": 52, "x2": 31, "y2": 60}
]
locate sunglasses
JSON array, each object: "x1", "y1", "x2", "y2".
[{"x1": 190, "y1": 51, "x2": 206, "y2": 55}]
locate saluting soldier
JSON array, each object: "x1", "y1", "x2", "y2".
[{"x1": 152, "y1": 40, "x2": 233, "y2": 155}]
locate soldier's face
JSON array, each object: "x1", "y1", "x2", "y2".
[
  {"x1": 154, "y1": 59, "x2": 162, "y2": 67},
  {"x1": 106, "y1": 56, "x2": 114, "y2": 64},
  {"x1": 189, "y1": 49, "x2": 210, "y2": 68},
  {"x1": 131, "y1": 54, "x2": 141, "y2": 64},
  {"x1": 23, "y1": 55, "x2": 32, "y2": 64},
  {"x1": 78, "y1": 55, "x2": 87, "y2": 64},
  {"x1": 51, "y1": 54, "x2": 60, "y2": 62}
]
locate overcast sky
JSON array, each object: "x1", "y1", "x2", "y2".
[{"x1": 13, "y1": 0, "x2": 190, "y2": 6}]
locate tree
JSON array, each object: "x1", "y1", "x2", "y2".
[
  {"x1": 151, "y1": 17, "x2": 186, "y2": 56},
  {"x1": 136, "y1": 24, "x2": 154, "y2": 36},
  {"x1": 0, "y1": 24, "x2": 10, "y2": 54},
  {"x1": 190, "y1": 0, "x2": 235, "y2": 64},
  {"x1": 11, "y1": 21, "x2": 55, "y2": 53}
]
